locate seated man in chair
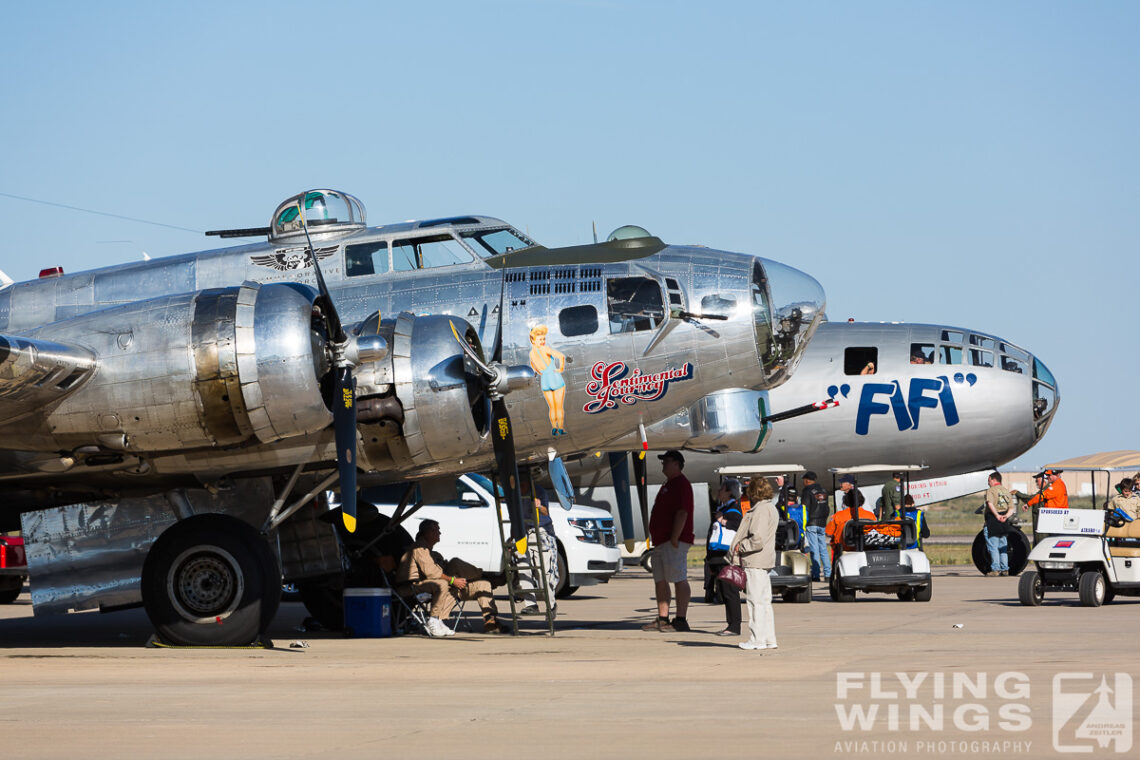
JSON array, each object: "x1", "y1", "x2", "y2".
[{"x1": 396, "y1": 519, "x2": 509, "y2": 636}]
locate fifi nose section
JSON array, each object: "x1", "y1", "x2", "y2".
[
  {"x1": 1028, "y1": 353, "x2": 1059, "y2": 441},
  {"x1": 750, "y1": 257, "x2": 826, "y2": 390}
]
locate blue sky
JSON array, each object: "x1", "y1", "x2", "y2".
[{"x1": 1, "y1": 1, "x2": 1136, "y2": 469}]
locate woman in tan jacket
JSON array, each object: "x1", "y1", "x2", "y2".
[{"x1": 729, "y1": 477, "x2": 780, "y2": 651}]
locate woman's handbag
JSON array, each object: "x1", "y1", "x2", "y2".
[
  {"x1": 716, "y1": 562, "x2": 747, "y2": 591},
  {"x1": 708, "y1": 522, "x2": 737, "y2": 552}
]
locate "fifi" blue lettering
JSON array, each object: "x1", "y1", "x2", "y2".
[{"x1": 828, "y1": 374, "x2": 977, "y2": 436}]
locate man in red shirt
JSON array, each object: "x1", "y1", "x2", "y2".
[{"x1": 643, "y1": 450, "x2": 695, "y2": 632}]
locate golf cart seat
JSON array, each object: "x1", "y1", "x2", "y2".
[
  {"x1": 775, "y1": 519, "x2": 801, "y2": 552},
  {"x1": 1106, "y1": 512, "x2": 1140, "y2": 556},
  {"x1": 841, "y1": 519, "x2": 917, "y2": 553},
  {"x1": 1105, "y1": 520, "x2": 1140, "y2": 540}
]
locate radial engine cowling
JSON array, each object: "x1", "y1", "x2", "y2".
[
  {"x1": 353, "y1": 312, "x2": 490, "y2": 468},
  {"x1": 37, "y1": 283, "x2": 332, "y2": 452}
]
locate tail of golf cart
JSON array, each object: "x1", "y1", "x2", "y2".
[
  {"x1": 771, "y1": 519, "x2": 813, "y2": 603},
  {"x1": 1019, "y1": 507, "x2": 1140, "y2": 607},
  {"x1": 829, "y1": 519, "x2": 932, "y2": 602}
]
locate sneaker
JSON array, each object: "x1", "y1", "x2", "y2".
[
  {"x1": 426, "y1": 617, "x2": 453, "y2": 638},
  {"x1": 984, "y1": 571, "x2": 994, "y2": 577},
  {"x1": 716, "y1": 628, "x2": 739, "y2": 637},
  {"x1": 669, "y1": 617, "x2": 691, "y2": 632},
  {"x1": 518, "y1": 603, "x2": 541, "y2": 616},
  {"x1": 760, "y1": 643, "x2": 779, "y2": 651},
  {"x1": 998, "y1": 571, "x2": 1008, "y2": 577},
  {"x1": 738, "y1": 642, "x2": 761, "y2": 650},
  {"x1": 642, "y1": 618, "x2": 674, "y2": 632}
]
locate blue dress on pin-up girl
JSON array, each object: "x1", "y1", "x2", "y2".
[{"x1": 538, "y1": 356, "x2": 565, "y2": 391}]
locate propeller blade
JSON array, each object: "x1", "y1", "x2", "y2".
[
  {"x1": 491, "y1": 396, "x2": 527, "y2": 554},
  {"x1": 333, "y1": 366, "x2": 358, "y2": 532},
  {"x1": 548, "y1": 455, "x2": 574, "y2": 511},
  {"x1": 631, "y1": 451, "x2": 650, "y2": 544},
  {"x1": 448, "y1": 320, "x2": 496, "y2": 378},
  {"x1": 607, "y1": 452, "x2": 636, "y2": 541}
]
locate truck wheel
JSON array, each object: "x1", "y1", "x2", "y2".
[
  {"x1": 1018, "y1": 570, "x2": 1043, "y2": 606},
  {"x1": 554, "y1": 547, "x2": 577, "y2": 599},
  {"x1": 913, "y1": 582, "x2": 932, "y2": 602},
  {"x1": 0, "y1": 577, "x2": 22, "y2": 604},
  {"x1": 1078, "y1": 570, "x2": 1105, "y2": 607},
  {"x1": 142, "y1": 514, "x2": 281, "y2": 647},
  {"x1": 794, "y1": 585, "x2": 812, "y2": 603}
]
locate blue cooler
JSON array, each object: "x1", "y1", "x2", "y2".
[{"x1": 343, "y1": 587, "x2": 392, "y2": 637}]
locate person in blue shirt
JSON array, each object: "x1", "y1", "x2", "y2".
[{"x1": 704, "y1": 478, "x2": 743, "y2": 636}]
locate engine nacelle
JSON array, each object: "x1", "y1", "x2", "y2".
[
  {"x1": 353, "y1": 312, "x2": 489, "y2": 468},
  {"x1": 36, "y1": 283, "x2": 332, "y2": 452}
]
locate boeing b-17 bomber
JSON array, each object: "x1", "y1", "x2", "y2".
[{"x1": 0, "y1": 189, "x2": 827, "y2": 646}]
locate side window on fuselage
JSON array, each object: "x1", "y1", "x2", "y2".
[
  {"x1": 844, "y1": 347, "x2": 878, "y2": 375},
  {"x1": 607, "y1": 277, "x2": 664, "y2": 334}
]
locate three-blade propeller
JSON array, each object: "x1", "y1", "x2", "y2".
[
  {"x1": 448, "y1": 279, "x2": 535, "y2": 555},
  {"x1": 297, "y1": 194, "x2": 361, "y2": 533}
]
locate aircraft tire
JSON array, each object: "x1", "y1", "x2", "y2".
[
  {"x1": 971, "y1": 528, "x2": 1031, "y2": 577},
  {"x1": 554, "y1": 546, "x2": 577, "y2": 599},
  {"x1": 142, "y1": 514, "x2": 281, "y2": 647},
  {"x1": 1018, "y1": 570, "x2": 1043, "y2": 606},
  {"x1": 1078, "y1": 570, "x2": 1105, "y2": 607},
  {"x1": 0, "y1": 577, "x2": 22, "y2": 604}
]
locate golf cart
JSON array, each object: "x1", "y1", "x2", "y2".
[
  {"x1": 771, "y1": 518, "x2": 813, "y2": 603},
  {"x1": 714, "y1": 465, "x2": 814, "y2": 603},
  {"x1": 830, "y1": 518, "x2": 933, "y2": 602},
  {"x1": 1018, "y1": 507, "x2": 1140, "y2": 606}
]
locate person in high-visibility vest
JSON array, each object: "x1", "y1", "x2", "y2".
[
  {"x1": 780, "y1": 487, "x2": 807, "y2": 550},
  {"x1": 901, "y1": 495, "x2": 931, "y2": 550}
]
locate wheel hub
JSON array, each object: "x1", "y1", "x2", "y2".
[{"x1": 167, "y1": 546, "x2": 245, "y2": 622}]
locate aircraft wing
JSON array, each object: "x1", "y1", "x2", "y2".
[{"x1": 0, "y1": 333, "x2": 97, "y2": 425}]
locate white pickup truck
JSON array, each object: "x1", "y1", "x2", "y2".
[{"x1": 363, "y1": 473, "x2": 622, "y2": 598}]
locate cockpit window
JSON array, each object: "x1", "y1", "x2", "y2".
[
  {"x1": 345, "y1": 241, "x2": 390, "y2": 277},
  {"x1": 607, "y1": 277, "x2": 664, "y2": 334},
  {"x1": 941, "y1": 330, "x2": 965, "y2": 343},
  {"x1": 970, "y1": 334, "x2": 995, "y2": 351},
  {"x1": 939, "y1": 345, "x2": 963, "y2": 364},
  {"x1": 969, "y1": 348, "x2": 994, "y2": 367},
  {"x1": 392, "y1": 234, "x2": 473, "y2": 271},
  {"x1": 461, "y1": 228, "x2": 536, "y2": 257}
]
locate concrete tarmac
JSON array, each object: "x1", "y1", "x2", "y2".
[{"x1": 1, "y1": 566, "x2": 1137, "y2": 760}]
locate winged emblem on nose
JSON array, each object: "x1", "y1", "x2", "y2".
[{"x1": 249, "y1": 245, "x2": 338, "y2": 271}]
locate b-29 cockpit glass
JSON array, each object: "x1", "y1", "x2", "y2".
[
  {"x1": 461, "y1": 228, "x2": 536, "y2": 257},
  {"x1": 607, "y1": 277, "x2": 664, "y2": 334}
]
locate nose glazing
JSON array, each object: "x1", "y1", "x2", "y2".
[
  {"x1": 1029, "y1": 354, "x2": 1059, "y2": 440},
  {"x1": 750, "y1": 258, "x2": 826, "y2": 390}
]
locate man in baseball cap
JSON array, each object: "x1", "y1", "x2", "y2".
[{"x1": 642, "y1": 450, "x2": 694, "y2": 632}]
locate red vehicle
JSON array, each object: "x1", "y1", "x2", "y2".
[{"x1": 0, "y1": 535, "x2": 27, "y2": 604}]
